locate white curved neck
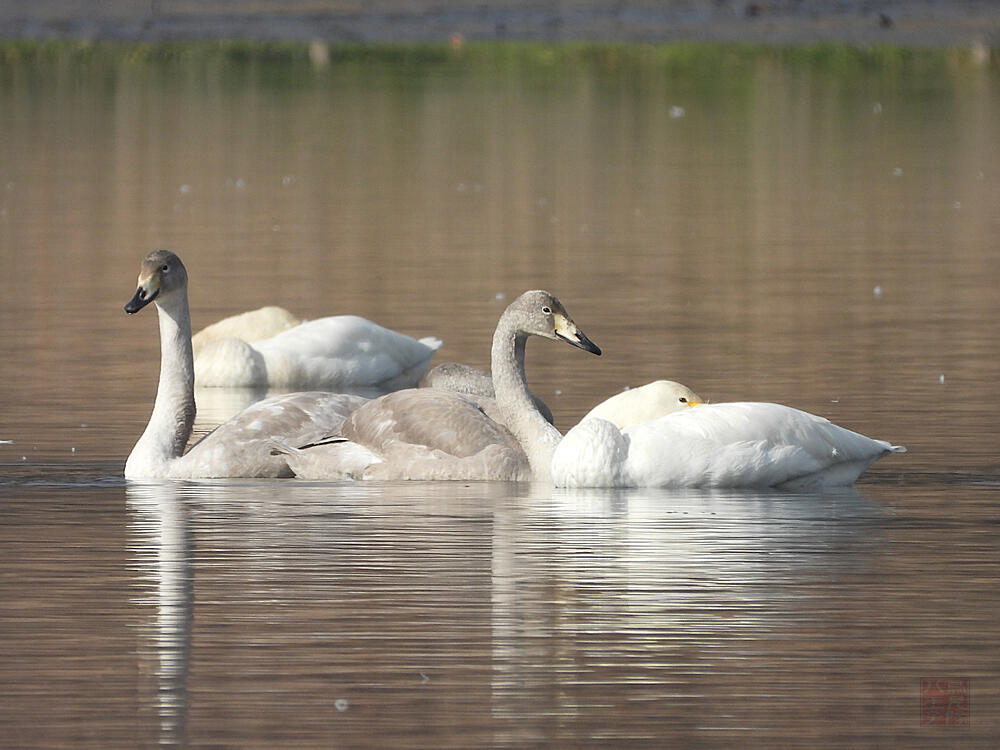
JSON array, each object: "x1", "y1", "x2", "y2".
[
  {"x1": 125, "y1": 291, "x2": 196, "y2": 478},
  {"x1": 491, "y1": 314, "x2": 562, "y2": 482}
]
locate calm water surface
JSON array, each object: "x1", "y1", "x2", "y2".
[{"x1": 1, "y1": 47, "x2": 998, "y2": 746}]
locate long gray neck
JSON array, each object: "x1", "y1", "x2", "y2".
[
  {"x1": 491, "y1": 314, "x2": 562, "y2": 481},
  {"x1": 125, "y1": 291, "x2": 196, "y2": 477}
]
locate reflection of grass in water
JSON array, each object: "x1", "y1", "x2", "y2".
[{"x1": 0, "y1": 39, "x2": 994, "y2": 75}]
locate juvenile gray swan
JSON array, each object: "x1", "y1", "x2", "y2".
[
  {"x1": 277, "y1": 291, "x2": 601, "y2": 481},
  {"x1": 123, "y1": 250, "x2": 367, "y2": 479},
  {"x1": 420, "y1": 361, "x2": 555, "y2": 424}
]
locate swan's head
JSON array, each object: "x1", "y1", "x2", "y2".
[
  {"x1": 509, "y1": 290, "x2": 602, "y2": 356},
  {"x1": 582, "y1": 379, "x2": 704, "y2": 430},
  {"x1": 647, "y1": 380, "x2": 704, "y2": 408},
  {"x1": 125, "y1": 249, "x2": 188, "y2": 314}
]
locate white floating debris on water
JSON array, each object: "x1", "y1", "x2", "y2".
[
  {"x1": 873, "y1": 285, "x2": 882, "y2": 297},
  {"x1": 892, "y1": 167, "x2": 904, "y2": 177},
  {"x1": 554, "y1": 389, "x2": 563, "y2": 396},
  {"x1": 953, "y1": 201, "x2": 962, "y2": 209},
  {"x1": 939, "y1": 374, "x2": 945, "y2": 385},
  {"x1": 0, "y1": 439, "x2": 12, "y2": 444},
  {"x1": 179, "y1": 184, "x2": 192, "y2": 194},
  {"x1": 830, "y1": 399, "x2": 840, "y2": 404},
  {"x1": 235, "y1": 178, "x2": 246, "y2": 189},
  {"x1": 456, "y1": 182, "x2": 468, "y2": 193},
  {"x1": 281, "y1": 175, "x2": 294, "y2": 186},
  {"x1": 494, "y1": 292, "x2": 506, "y2": 301},
  {"x1": 80, "y1": 424, "x2": 88, "y2": 428},
  {"x1": 669, "y1": 105, "x2": 686, "y2": 119},
  {"x1": 71, "y1": 447, "x2": 76, "y2": 453},
  {"x1": 5, "y1": 181, "x2": 14, "y2": 190},
  {"x1": 271, "y1": 224, "x2": 281, "y2": 232},
  {"x1": 334, "y1": 698, "x2": 349, "y2": 712},
  {"x1": 872, "y1": 102, "x2": 883, "y2": 114}
]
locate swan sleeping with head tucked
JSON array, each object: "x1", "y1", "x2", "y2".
[
  {"x1": 191, "y1": 305, "x2": 301, "y2": 355},
  {"x1": 192, "y1": 308, "x2": 441, "y2": 392},
  {"x1": 582, "y1": 379, "x2": 704, "y2": 429},
  {"x1": 277, "y1": 291, "x2": 602, "y2": 481},
  {"x1": 123, "y1": 250, "x2": 368, "y2": 479},
  {"x1": 553, "y1": 398, "x2": 905, "y2": 490}
]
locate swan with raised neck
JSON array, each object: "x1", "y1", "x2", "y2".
[
  {"x1": 490, "y1": 291, "x2": 600, "y2": 480},
  {"x1": 124, "y1": 250, "x2": 196, "y2": 477},
  {"x1": 123, "y1": 250, "x2": 367, "y2": 479},
  {"x1": 279, "y1": 290, "x2": 601, "y2": 482}
]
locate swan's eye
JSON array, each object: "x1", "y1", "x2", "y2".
[
  {"x1": 161, "y1": 264, "x2": 170, "y2": 273},
  {"x1": 679, "y1": 397, "x2": 688, "y2": 403},
  {"x1": 542, "y1": 306, "x2": 552, "y2": 314}
]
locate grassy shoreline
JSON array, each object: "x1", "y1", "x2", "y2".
[{"x1": 0, "y1": 39, "x2": 995, "y2": 74}]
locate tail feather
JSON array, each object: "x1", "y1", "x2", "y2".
[
  {"x1": 269, "y1": 435, "x2": 347, "y2": 456},
  {"x1": 296, "y1": 435, "x2": 348, "y2": 451},
  {"x1": 268, "y1": 438, "x2": 300, "y2": 457}
]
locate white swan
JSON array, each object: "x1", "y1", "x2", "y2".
[
  {"x1": 277, "y1": 291, "x2": 601, "y2": 481},
  {"x1": 582, "y1": 379, "x2": 703, "y2": 429},
  {"x1": 552, "y1": 402, "x2": 905, "y2": 490},
  {"x1": 123, "y1": 250, "x2": 368, "y2": 479},
  {"x1": 193, "y1": 313, "x2": 442, "y2": 391},
  {"x1": 191, "y1": 306, "x2": 301, "y2": 356}
]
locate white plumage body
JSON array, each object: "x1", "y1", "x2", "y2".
[
  {"x1": 194, "y1": 315, "x2": 442, "y2": 391},
  {"x1": 191, "y1": 305, "x2": 301, "y2": 354},
  {"x1": 552, "y1": 401, "x2": 905, "y2": 489}
]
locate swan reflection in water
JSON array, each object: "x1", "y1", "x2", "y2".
[
  {"x1": 487, "y1": 485, "x2": 886, "y2": 735},
  {"x1": 126, "y1": 482, "x2": 193, "y2": 746},
  {"x1": 125, "y1": 480, "x2": 886, "y2": 745}
]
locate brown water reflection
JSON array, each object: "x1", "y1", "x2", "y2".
[
  {"x1": 1, "y1": 48, "x2": 999, "y2": 746},
  {"x1": 3, "y1": 479, "x2": 995, "y2": 747}
]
